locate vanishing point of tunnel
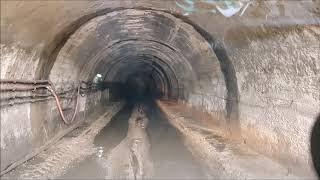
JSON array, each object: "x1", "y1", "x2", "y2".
[{"x1": 1, "y1": 1, "x2": 320, "y2": 179}]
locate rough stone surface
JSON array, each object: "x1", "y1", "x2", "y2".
[
  {"x1": 0, "y1": 44, "x2": 41, "y2": 79},
  {"x1": 157, "y1": 100, "x2": 307, "y2": 179},
  {"x1": 229, "y1": 26, "x2": 320, "y2": 175}
]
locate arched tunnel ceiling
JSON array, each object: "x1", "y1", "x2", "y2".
[
  {"x1": 103, "y1": 55, "x2": 176, "y2": 98},
  {"x1": 49, "y1": 9, "x2": 222, "y2": 100}
]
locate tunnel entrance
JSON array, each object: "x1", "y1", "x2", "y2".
[
  {"x1": 46, "y1": 8, "x2": 242, "y2": 145},
  {"x1": 48, "y1": 9, "x2": 232, "y2": 105}
]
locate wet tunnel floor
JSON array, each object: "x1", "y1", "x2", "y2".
[
  {"x1": 145, "y1": 102, "x2": 208, "y2": 179},
  {"x1": 59, "y1": 104, "x2": 133, "y2": 179},
  {"x1": 59, "y1": 102, "x2": 208, "y2": 179}
]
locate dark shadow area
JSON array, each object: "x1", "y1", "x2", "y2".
[
  {"x1": 311, "y1": 114, "x2": 320, "y2": 177},
  {"x1": 114, "y1": 72, "x2": 162, "y2": 105}
]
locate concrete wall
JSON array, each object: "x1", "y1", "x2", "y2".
[
  {"x1": 0, "y1": 44, "x2": 104, "y2": 171},
  {"x1": 229, "y1": 26, "x2": 320, "y2": 175},
  {"x1": 187, "y1": 63, "x2": 227, "y2": 122},
  {"x1": 0, "y1": 88, "x2": 103, "y2": 172},
  {"x1": 0, "y1": 44, "x2": 41, "y2": 79}
]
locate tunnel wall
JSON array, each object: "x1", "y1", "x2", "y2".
[
  {"x1": 1, "y1": 45, "x2": 42, "y2": 171},
  {"x1": 0, "y1": 44, "x2": 103, "y2": 171},
  {"x1": 0, "y1": 87, "x2": 102, "y2": 171},
  {"x1": 186, "y1": 68, "x2": 227, "y2": 123},
  {"x1": 228, "y1": 26, "x2": 320, "y2": 174}
]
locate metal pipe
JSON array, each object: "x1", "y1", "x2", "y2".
[
  {"x1": 0, "y1": 94, "x2": 71, "y2": 102},
  {"x1": 0, "y1": 88, "x2": 74, "y2": 99},
  {"x1": 1, "y1": 79, "x2": 81, "y2": 125},
  {"x1": 0, "y1": 79, "x2": 50, "y2": 84},
  {"x1": 0, "y1": 96, "x2": 74, "y2": 107},
  {"x1": 0, "y1": 85, "x2": 49, "y2": 92}
]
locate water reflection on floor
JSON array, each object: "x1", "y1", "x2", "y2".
[{"x1": 59, "y1": 103, "x2": 207, "y2": 179}]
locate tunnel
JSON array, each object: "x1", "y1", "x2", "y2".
[
  {"x1": 46, "y1": 9, "x2": 225, "y2": 101},
  {"x1": 1, "y1": 1, "x2": 320, "y2": 179}
]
